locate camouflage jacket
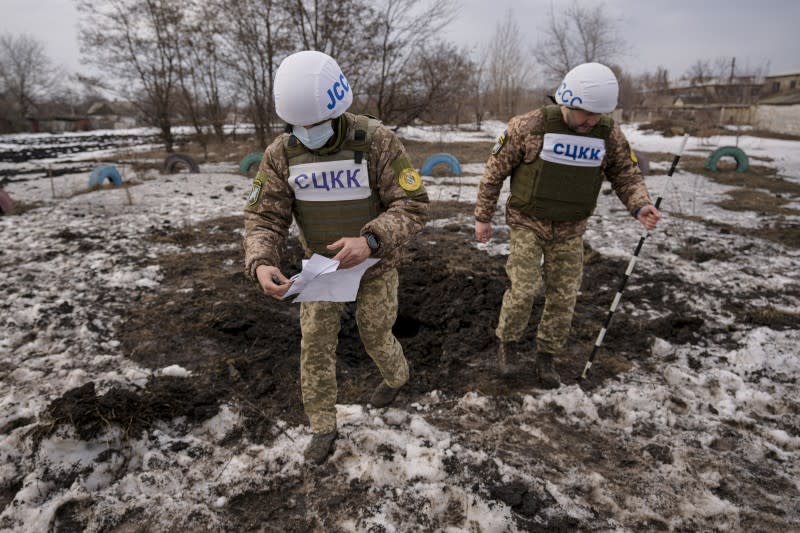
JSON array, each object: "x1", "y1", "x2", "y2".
[
  {"x1": 475, "y1": 107, "x2": 653, "y2": 241},
  {"x1": 244, "y1": 113, "x2": 429, "y2": 281}
]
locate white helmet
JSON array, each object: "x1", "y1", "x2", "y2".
[
  {"x1": 554, "y1": 62, "x2": 619, "y2": 113},
  {"x1": 273, "y1": 51, "x2": 353, "y2": 125}
]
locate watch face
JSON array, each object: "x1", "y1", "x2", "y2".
[{"x1": 366, "y1": 233, "x2": 379, "y2": 251}]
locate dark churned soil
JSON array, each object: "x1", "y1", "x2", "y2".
[{"x1": 36, "y1": 198, "x2": 791, "y2": 531}]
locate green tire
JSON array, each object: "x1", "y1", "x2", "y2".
[
  {"x1": 239, "y1": 152, "x2": 263, "y2": 175},
  {"x1": 705, "y1": 146, "x2": 748, "y2": 173}
]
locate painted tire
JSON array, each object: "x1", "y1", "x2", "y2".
[
  {"x1": 162, "y1": 153, "x2": 200, "y2": 174},
  {"x1": 420, "y1": 153, "x2": 462, "y2": 176},
  {"x1": 88, "y1": 165, "x2": 123, "y2": 187},
  {"x1": 0, "y1": 189, "x2": 15, "y2": 214},
  {"x1": 239, "y1": 152, "x2": 263, "y2": 175},
  {"x1": 705, "y1": 146, "x2": 749, "y2": 173}
]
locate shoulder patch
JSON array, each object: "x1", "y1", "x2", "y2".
[
  {"x1": 398, "y1": 167, "x2": 422, "y2": 192},
  {"x1": 397, "y1": 167, "x2": 422, "y2": 192},
  {"x1": 246, "y1": 171, "x2": 267, "y2": 207},
  {"x1": 629, "y1": 145, "x2": 638, "y2": 163},
  {"x1": 492, "y1": 130, "x2": 507, "y2": 155}
]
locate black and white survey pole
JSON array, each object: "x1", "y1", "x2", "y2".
[{"x1": 578, "y1": 133, "x2": 690, "y2": 381}]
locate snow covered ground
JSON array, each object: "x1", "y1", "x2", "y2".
[{"x1": 1, "y1": 123, "x2": 799, "y2": 531}]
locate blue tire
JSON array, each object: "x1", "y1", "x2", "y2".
[
  {"x1": 421, "y1": 153, "x2": 461, "y2": 176},
  {"x1": 239, "y1": 152, "x2": 263, "y2": 175},
  {"x1": 705, "y1": 146, "x2": 749, "y2": 173},
  {"x1": 88, "y1": 165, "x2": 122, "y2": 187}
]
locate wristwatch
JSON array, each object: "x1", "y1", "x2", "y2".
[{"x1": 364, "y1": 232, "x2": 381, "y2": 253}]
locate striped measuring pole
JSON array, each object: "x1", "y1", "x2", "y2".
[{"x1": 578, "y1": 134, "x2": 689, "y2": 381}]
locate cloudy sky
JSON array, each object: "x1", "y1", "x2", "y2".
[{"x1": 1, "y1": 0, "x2": 797, "y2": 81}]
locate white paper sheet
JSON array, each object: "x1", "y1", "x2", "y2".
[{"x1": 282, "y1": 253, "x2": 380, "y2": 302}]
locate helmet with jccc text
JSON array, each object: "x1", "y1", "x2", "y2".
[
  {"x1": 554, "y1": 62, "x2": 619, "y2": 114},
  {"x1": 273, "y1": 50, "x2": 353, "y2": 126}
]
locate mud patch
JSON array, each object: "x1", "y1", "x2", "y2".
[
  {"x1": 109, "y1": 208, "x2": 713, "y2": 443},
  {"x1": 715, "y1": 188, "x2": 800, "y2": 217},
  {"x1": 34, "y1": 378, "x2": 220, "y2": 442},
  {"x1": 676, "y1": 213, "x2": 800, "y2": 249}
]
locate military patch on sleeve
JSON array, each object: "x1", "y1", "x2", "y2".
[
  {"x1": 246, "y1": 171, "x2": 267, "y2": 207},
  {"x1": 492, "y1": 130, "x2": 507, "y2": 155},
  {"x1": 629, "y1": 145, "x2": 639, "y2": 163},
  {"x1": 398, "y1": 167, "x2": 422, "y2": 192}
]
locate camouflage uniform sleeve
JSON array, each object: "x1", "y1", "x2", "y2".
[
  {"x1": 474, "y1": 113, "x2": 533, "y2": 222},
  {"x1": 360, "y1": 125, "x2": 429, "y2": 257},
  {"x1": 243, "y1": 136, "x2": 294, "y2": 280},
  {"x1": 603, "y1": 124, "x2": 653, "y2": 214}
]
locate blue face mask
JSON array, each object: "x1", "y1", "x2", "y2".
[{"x1": 293, "y1": 120, "x2": 334, "y2": 149}]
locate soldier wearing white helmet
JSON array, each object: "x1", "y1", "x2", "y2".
[
  {"x1": 244, "y1": 51, "x2": 429, "y2": 464},
  {"x1": 474, "y1": 62, "x2": 660, "y2": 388}
]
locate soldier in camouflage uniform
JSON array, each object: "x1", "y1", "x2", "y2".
[
  {"x1": 243, "y1": 51, "x2": 428, "y2": 464},
  {"x1": 474, "y1": 63, "x2": 661, "y2": 388}
]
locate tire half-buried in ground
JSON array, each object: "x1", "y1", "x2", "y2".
[
  {"x1": 88, "y1": 165, "x2": 123, "y2": 187},
  {"x1": 162, "y1": 153, "x2": 200, "y2": 174}
]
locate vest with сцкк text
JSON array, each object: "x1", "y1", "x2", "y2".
[
  {"x1": 285, "y1": 114, "x2": 382, "y2": 256},
  {"x1": 508, "y1": 105, "x2": 613, "y2": 221}
]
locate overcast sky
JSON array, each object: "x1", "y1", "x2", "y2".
[{"x1": 1, "y1": 0, "x2": 797, "y2": 82}]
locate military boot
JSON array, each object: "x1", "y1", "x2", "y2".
[
  {"x1": 303, "y1": 430, "x2": 338, "y2": 464},
  {"x1": 370, "y1": 380, "x2": 403, "y2": 408},
  {"x1": 535, "y1": 352, "x2": 561, "y2": 389},
  {"x1": 497, "y1": 340, "x2": 523, "y2": 375}
]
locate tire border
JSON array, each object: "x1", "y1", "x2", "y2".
[
  {"x1": 705, "y1": 146, "x2": 749, "y2": 173},
  {"x1": 162, "y1": 153, "x2": 200, "y2": 174},
  {"x1": 88, "y1": 165, "x2": 123, "y2": 187},
  {"x1": 239, "y1": 152, "x2": 263, "y2": 175},
  {"x1": 420, "y1": 153, "x2": 462, "y2": 176}
]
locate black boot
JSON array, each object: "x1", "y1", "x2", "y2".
[
  {"x1": 303, "y1": 430, "x2": 338, "y2": 464},
  {"x1": 497, "y1": 340, "x2": 524, "y2": 375},
  {"x1": 370, "y1": 380, "x2": 403, "y2": 408},
  {"x1": 536, "y1": 352, "x2": 561, "y2": 389}
]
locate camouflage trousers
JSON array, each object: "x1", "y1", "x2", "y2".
[
  {"x1": 299, "y1": 268, "x2": 409, "y2": 433},
  {"x1": 496, "y1": 227, "x2": 584, "y2": 355}
]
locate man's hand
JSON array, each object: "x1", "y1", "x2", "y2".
[
  {"x1": 636, "y1": 204, "x2": 662, "y2": 231},
  {"x1": 256, "y1": 265, "x2": 292, "y2": 300},
  {"x1": 475, "y1": 221, "x2": 492, "y2": 243},
  {"x1": 328, "y1": 236, "x2": 371, "y2": 269}
]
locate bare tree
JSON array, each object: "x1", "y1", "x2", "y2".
[
  {"x1": 220, "y1": 0, "x2": 292, "y2": 148},
  {"x1": 177, "y1": 0, "x2": 231, "y2": 154},
  {"x1": 638, "y1": 66, "x2": 670, "y2": 93},
  {"x1": 685, "y1": 59, "x2": 712, "y2": 85},
  {"x1": 485, "y1": 10, "x2": 532, "y2": 119},
  {"x1": 362, "y1": 0, "x2": 455, "y2": 124},
  {"x1": 469, "y1": 52, "x2": 489, "y2": 128},
  {"x1": 283, "y1": 0, "x2": 377, "y2": 89},
  {"x1": 0, "y1": 33, "x2": 62, "y2": 130},
  {"x1": 385, "y1": 41, "x2": 474, "y2": 126},
  {"x1": 611, "y1": 65, "x2": 638, "y2": 109},
  {"x1": 534, "y1": 0, "x2": 626, "y2": 83},
  {"x1": 78, "y1": 0, "x2": 188, "y2": 151}
]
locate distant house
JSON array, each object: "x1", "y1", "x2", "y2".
[
  {"x1": 627, "y1": 75, "x2": 763, "y2": 125},
  {"x1": 87, "y1": 100, "x2": 139, "y2": 130},
  {"x1": 763, "y1": 72, "x2": 800, "y2": 96},
  {"x1": 672, "y1": 94, "x2": 706, "y2": 107},
  {"x1": 27, "y1": 116, "x2": 91, "y2": 133},
  {"x1": 753, "y1": 75, "x2": 800, "y2": 135}
]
